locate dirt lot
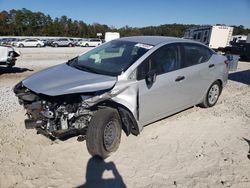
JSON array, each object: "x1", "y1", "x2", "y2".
[{"x1": 0, "y1": 47, "x2": 250, "y2": 188}]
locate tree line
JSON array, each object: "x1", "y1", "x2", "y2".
[{"x1": 0, "y1": 8, "x2": 249, "y2": 38}]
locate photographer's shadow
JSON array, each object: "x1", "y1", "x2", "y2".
[{"x1": 78, "y1": 156, "x2": 126, "y2": 188}]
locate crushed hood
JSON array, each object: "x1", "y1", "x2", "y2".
[{"x1": 22, "y1": 63, "x2": 117, "y2": 96}]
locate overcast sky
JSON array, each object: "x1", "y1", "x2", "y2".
[{"x1": 1, "y1": 0, "x2": 250, "y2": 28}]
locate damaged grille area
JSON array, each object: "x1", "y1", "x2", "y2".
[{"x1": 14, "y1": 82, "x2": 94, "y2": 140}]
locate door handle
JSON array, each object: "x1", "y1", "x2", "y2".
[
  {"x1": 209, "y1": 64, "x2": 215, "y2": 68},
  {"x1": 175, "y1": 76, "x2": 185, "y2": 82}
]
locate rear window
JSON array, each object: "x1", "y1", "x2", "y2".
[{"x1": 183, "y1": 43, "x2": 213, "y2": 67}]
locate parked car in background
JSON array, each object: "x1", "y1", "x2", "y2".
[
  {"x1": 14, "y1": 36, "x2": 228, "y2": 159},
  {"x1": 70, "y1": 38, "x2": 79, "y2": 46},
  {"x1": 80, "y1": 38, "x2": 102, "y2": 47},
  {"x1": 76, "y1": 38, "x2": 87, "y2": 46},
  {"x1": 0, "y1": 46, "x2": 20, "y2": 67},
  {"x1": 11, "y1": 38, "x2": 22, "y2": 47},
  {"x1": 15, "y1": 39, "x2": 44, "y2": 48},
  {"x1": 51, "y1": 38, "x2": 74, "y2": 47},
  {"x1": 0, "y1": 38, "x2": 12, "y2": 46},
  {"x1": 3, "y1": 38, "x2": 19, "y2": 46},
  {"x1": 42, "y1": 39, "x2": 55, "y2": 47}
]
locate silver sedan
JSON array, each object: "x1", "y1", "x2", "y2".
[{"x1": 14, "y1": 36, "x2": 228, "y2": 158}]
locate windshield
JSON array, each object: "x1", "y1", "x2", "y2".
[{"x1": 69, "y1": 40, "x2": 153, "y2": 76}]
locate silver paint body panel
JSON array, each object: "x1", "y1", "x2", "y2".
[{"x1": 22, "y1": 63, "x2": 117, "y2": 96}]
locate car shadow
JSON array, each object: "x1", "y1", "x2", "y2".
[
  {"x1": 243, "y1": 138, "x2": 250, "y2": 160},
  {"x1": 77, "y1": 156, "x2": 126, "y2": 188},
  {"x1": 0, "y1": 66, "x2": 33, "y2": 75},
  {"x1": 228, "y1": 69, "x2": 250, "y2": 85}
]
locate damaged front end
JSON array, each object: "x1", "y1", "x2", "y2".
[{"x1": 13, "y1": 82, "x2": 102, "y2": 140}]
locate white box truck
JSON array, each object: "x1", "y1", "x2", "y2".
[
  {"x1": 104, "y1": 32, "x2": 120, "y2": 42},
  {"x1": 184, "y1": 25, "x2": 234, "y2": 50}
]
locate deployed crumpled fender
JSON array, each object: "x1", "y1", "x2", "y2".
[{"x1": 84, "y1": 78, "x2": 142, "y2": 134}]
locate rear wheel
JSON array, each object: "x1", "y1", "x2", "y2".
[
  {"x1": 68, "y1": 43, "x2": 72, "y2": 47},
  {"x1": 86, "y1": 108, "x2": 122, "y2": 159},
  {"x1": 19, "y1": 44, "x2": 24, "y2": 48},
  {"x1": 85, "y1": 43, "x2": 89, "y2": 47},
  {"x1": 199, "y1": 81, "x2": 221, "y2": 108},
  {"x1": 36, "y1": 44, "x2": 41, "y2": 47},
  {"x1": 54, "y1": 43, "x2": 58, "y2": 47}
]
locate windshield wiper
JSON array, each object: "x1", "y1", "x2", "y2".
[
  {"x1": 67, "y1": 56, "x2": 78, "y2": 65},
  {"x1": 74, "y1": 64, "x2": 101, "y2": 74}
]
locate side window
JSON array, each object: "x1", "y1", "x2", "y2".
[
  {"x1": 183, "y1": 43, "x2": 213, "y2": 67},
  {"x1": 197, "y1": 32, "x2": 201, "y2": 40},
  {"x1": 193, "y1": 34, "x2": 197, "y2": 40},
  {"x1": 137, "y1": 44, "x2": 181, "y2": 80},
  {"x1": 203, "y1": 36, "x2": 207, "y2": 42},
  {"x1": 153, "y1": 44, "x2": 181, "y2": 74},
  {"x1": 137, "y1": 58, "x2": 157, "y2": 80}
]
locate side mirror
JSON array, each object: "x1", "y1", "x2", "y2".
[{"x1": 145, "y1": 70, "x2": 156, "y2": 89}]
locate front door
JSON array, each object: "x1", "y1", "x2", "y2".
[{"x1": 137, "y1": 44, "x2": 189, "y2": 125}]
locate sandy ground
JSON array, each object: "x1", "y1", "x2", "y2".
[{"x1": 0, "y1": 47, "x2": 250, "y2": 188}]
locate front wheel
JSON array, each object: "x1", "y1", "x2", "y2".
[
  {"x1": 199, "y1": 81, "x2": 222, "y2": 108},
  {"x1": 86, "y1": 108, "x2": 122, "y2": 159}
]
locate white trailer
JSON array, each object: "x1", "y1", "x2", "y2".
[
  {"x1": 104, "y1": 32, "x2": 120, "y2": 42},
  {"x1": 184, "y1": 25, "x2": 234, "y2": 49}
]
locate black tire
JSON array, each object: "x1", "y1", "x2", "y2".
[
  {"x1": 36, "y1": 44, "x2": 41, "y2": 47},
  {"x1": 85, "y1": 43, "x2": 89, "y2": 47},
  {"x1": 86, "y1": 108, "x2": 122, "y2": 159},
  {"x1": 68, "y1": 43, "x2": 72, "y2": 47},
  {"x1": 199, "y1": 81, "x2": 222, "y2": 108},
  {"x1": 19, "y1": 44, "x2": 24, "y2": 48},
  {"x1": 54, "y1": 43, "x2": 58, "y2": 47}
]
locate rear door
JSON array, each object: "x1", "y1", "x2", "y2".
[{"x1": 180, "y1": 43, "x2": 215, "y2": 104}]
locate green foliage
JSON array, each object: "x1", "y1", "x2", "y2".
[
  {"x1": 231, "y1": 25, "x2": 250, "y2": 35},
  {"x1": 0, "y1": 9, "x2": 249, "y2": 38}
]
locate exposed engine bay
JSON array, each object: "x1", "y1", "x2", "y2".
[{"x1": 14, "y1": 82, "x2": 98, "y2": 140}]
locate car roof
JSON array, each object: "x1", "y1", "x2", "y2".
[{"x1": 117, "y1": 36, "x2": 192, "y2": 46}]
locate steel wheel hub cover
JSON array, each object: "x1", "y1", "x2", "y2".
[
  {"x1": 103, "y1": 120, "x2": 117, "y2": 151},
  {"x1": 208, "y1": 84, "x2": 219, "y2": 105}
]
